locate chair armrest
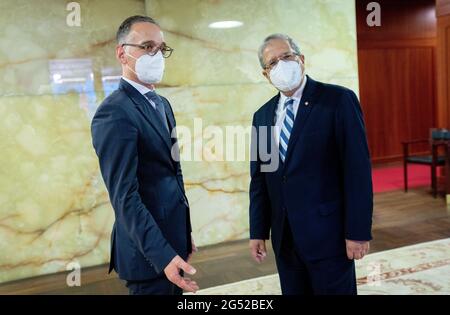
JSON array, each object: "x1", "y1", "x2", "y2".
[
  {"x1": 402, "y1": 139, "x2": 430, "y2": 159},
  {"x1": 432, "y1": 141, "x2": 449, "y2": 149}
]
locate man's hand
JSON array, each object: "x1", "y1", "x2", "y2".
[
  {"x1": 164, "y1": 255, "x2": 199, "y2": 293},
  {"x1": 249, "y1": 239, "x2": 267, "y2": 263},
  {"x1": 345, "y1": 239, "x2": 370, "y2": 260},
  {"x1": 187, "y1": 234, "x2": 198, "y2": 263}
]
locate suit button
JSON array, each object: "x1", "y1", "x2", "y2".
[
  {"x1": 282, "y1": 176, "x2": 287, "y2": 183},
  {"x1": 180, "y1": 197, "x2": 185, "y2": 204}
]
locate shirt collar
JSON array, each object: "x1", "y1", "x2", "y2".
[
  {"x1": 122, "y1": 76, "x2": 154, "y2": 95},
  {"x1": 279, "y1": 75, "x2": 308, "y2": 105}
]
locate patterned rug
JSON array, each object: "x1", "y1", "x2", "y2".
[{"x1": 190, "y1": 238, "x2": 450, "y2": 295}]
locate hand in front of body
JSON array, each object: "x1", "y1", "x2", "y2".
[
  {"x1": 345, "y1": 239, "x2": 370, "y2": 260},
  {"x1": 164, "y1": 255, "x2": 199, "y2": 293},
  {"x1": 249, "y1": 239, "x2": 267, "y2": 263}
]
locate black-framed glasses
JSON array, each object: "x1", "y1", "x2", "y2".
[
  {"x1": 264, "y1": 52, "x2": 299, "y2": 71},
  {"x1": 122, "y1": 42, "x2": 174, "y2": 58}
]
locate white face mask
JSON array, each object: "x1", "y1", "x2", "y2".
[
  {"x1": 127, "y1": 50, "x2": 165, "y2": 84},
  {"x1": 269, "y1": 60, "x2": 303, "y2": 92}
]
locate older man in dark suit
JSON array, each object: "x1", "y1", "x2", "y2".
[{"x1": 249, "y1": 34, "x2": 373, "y2": 295}]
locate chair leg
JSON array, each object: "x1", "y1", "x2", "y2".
[
  {"x1": 404, "y1": 161, "x2": 408, "y2": 193},
  {"x1": 431, "y1": 144, "x2": 439, "y2": 198},
  {"x1": 431, "y1": 165, "x2": 437, "y2": 198}
]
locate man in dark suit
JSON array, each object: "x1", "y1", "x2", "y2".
[
  {"x1": 249, "y1": 34, "x2": 373, "y2": 295},
  {"x1": 91, "y1": 15, "x2": 198, "y2": 295}
]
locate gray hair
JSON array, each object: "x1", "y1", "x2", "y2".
[
  {"x1": 116, "y1": 15, "x2": 159, "y2": 45},
  {"x1": 258, "y1": 33, "x2": 302, "y2": 69}
]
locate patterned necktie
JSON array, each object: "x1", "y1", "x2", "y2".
[
  {"x1": 144, "y1": 91, "x2": 169, "y2": 133},
  {"x1": 279, "y1": 98, "x2": 295, "y2": 162}
]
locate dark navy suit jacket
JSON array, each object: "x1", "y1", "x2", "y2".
[
  {"x1": 249, "y1": 76, "x2": 373, "y2": 261},
  {"x1": 91, "y1": 79, "x2": 191, "y2": 281}
]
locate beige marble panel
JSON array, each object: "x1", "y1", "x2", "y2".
[
  {"x1": 159, "y1": 83, "x2": 275, "y2": 245},
  {"x1": 0, "y1": 0, "x2": 145, "y2": 96},
  {"x1": 146, "y1": 0, "x2": 359, "y2": 93},
  {"x1": 0, "y1": 93, "x2": 113, "y2": 283}
]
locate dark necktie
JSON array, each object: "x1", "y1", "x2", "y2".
[{"x1": 144, "y1": 91, "x2": 169, "y2": 133}]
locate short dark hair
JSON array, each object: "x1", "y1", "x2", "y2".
[{"x1": 116, "y1": 15, "x2": 159, "y2": 44}]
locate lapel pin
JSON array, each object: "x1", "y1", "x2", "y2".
[{"x1": 305, "y1": 101, "x2": 309, "y2": 106}]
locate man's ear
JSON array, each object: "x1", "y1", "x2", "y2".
[
  {"x1": 262, "y1": 70, "x2": 270, "y2": 82},
  {"x1": 116, "y1": 45, "x2": 127, "y2": 65},
  {"x1": 300, "y1": 54, "x2": 305, "y2": 65}
]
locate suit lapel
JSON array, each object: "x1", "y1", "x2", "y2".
[
  {"x1": 264, "y1": 94, "x2": 280, "y2": 159},
  {"x1": 161, "y1": 98, "x2": 176, "y2": 132},
  {"x1": 284, "y1": 76, "x2": 319, "y2": 164},
  {"x1": 160, "y1": 97, "x2": 181, "y2": 169},
  {"x1": 119, "y1": 79, "x2": 172, "y2": 153}
]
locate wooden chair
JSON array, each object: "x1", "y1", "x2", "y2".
[{"x1": 402, "y1": 139, "x2": 447, "y2": 197}]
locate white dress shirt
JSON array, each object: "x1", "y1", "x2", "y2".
[
  {"x1": 274, "y1": 76, "x2": 308, "y2": 147},
  {"x1": 122, "y1": 77, "x2": 156, "y2": 109}
]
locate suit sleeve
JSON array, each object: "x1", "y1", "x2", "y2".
[
  {"x1": 249, "y1": 113, "x2": 272, "y2": 240},
  {"x1": 91, "y1": 104, "x2": 177, "y2": 273},
  {"x1": 335, "y1": 90, "x2": 373, "y2": 241}
]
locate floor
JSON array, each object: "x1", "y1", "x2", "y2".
[
  {"x1": 192, "y1": 238, "x2": 450, "y2": 295},
  {"x1": 1, "y1": 186, "x2": 449, "y2": 295}
]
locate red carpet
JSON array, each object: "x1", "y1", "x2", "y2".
[{"x1": 372, "y1": 165, "x2": 432, "y2": 193}]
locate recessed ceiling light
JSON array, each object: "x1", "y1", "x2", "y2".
[
  {"x1": 53, "y1": 73, "x2": 62, "y2": 83},
  {"x1": 208, "y1": 21, "x2": 244, "y2": 29}
]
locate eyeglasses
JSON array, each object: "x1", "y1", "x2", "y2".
[
  {"x1": 264, "y1": 52, "x2": 299, "y2": 71},
  {"x1": 121, "y1": 42, "x2": 174, "y2": 58}
]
